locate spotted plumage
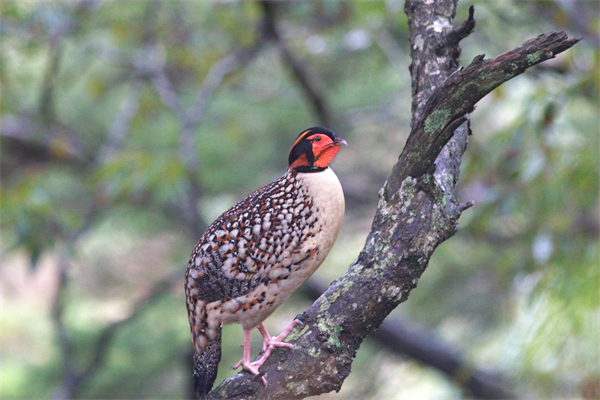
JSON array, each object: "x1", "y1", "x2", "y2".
[{"x1": 185, "y1": 127, "x2": 346, "y2": 398}]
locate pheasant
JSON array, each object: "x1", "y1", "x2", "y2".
[{"x1": 185, "y1": 127, "x2": 346, "y2": 398}]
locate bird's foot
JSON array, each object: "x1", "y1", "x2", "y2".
[
  {"x1": 254, "y1": 319, "x2": 302, "y2": 363},
  {"x1": 230, "y1": 358, "x2": 268, "y2": 386},
  {"x1": 262, "y1": 319, "x2": 303, "y2": 352},
  {"x1": 230, "y1": 321, "x2": 303, "y2": 387}
]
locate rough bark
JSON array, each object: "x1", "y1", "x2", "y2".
[
  {"x1": 209, "y1": 1, "x2": 579, "y2": 399},
  {"x1": 301, "y1": 280, "x2": 516, "y2": 399},
  {"x1": 386, "y1": 28, "x2": 581, "y2": 195}
]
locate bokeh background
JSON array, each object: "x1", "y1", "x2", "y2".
[{"x1": 1, "y1": 1, "x2": 598, "y2": 399}]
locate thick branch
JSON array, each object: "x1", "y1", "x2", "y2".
[
  {"x1": 301, "y1": 280, "x2": 516, "y2": 399},
  {"x1": 385, "y1": 31, "x2": 580, "y2": 196}
]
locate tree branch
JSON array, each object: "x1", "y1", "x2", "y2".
[
  {"x1": 260, "y1": 1, "x2": 333, "y2": 127},
  {"x1": 51, "y1": 250, "x2": 77, "y2": 400},
  {"x1": 97, "y1": 81, "x2": 143, "y2": 164},
  {"x1": 150, "y1": 38, "x2": 262, "y2": 237},
  {"x1": 208, "y1": 0, "x2": 579, "y2": 397},
  {"x1": 385, "y1": 30, "x2": 581, "y2": 196},
  {"x1": 301, "y1": 280, "x2": 516, "y2": 399}
]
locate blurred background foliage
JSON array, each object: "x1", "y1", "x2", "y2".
[{"x1": 0, "y1": 1, "x2": 598, "y2": 399}]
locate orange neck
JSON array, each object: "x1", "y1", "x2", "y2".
[{"x1": 314, "y1": 145, "x2": 340, "y2": 169}]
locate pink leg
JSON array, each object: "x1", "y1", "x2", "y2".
[
  {"x1": 230, "y1": 329, "x2": 268, "y2": 386},
  {"x1": 231, "y1": 330, "x2": 253, "y2": 371},
  {"x1": 230, "y1": 320, "x2": 302, "y2": 387}
]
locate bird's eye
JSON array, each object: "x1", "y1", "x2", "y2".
[{"x1": 313, "y1": 136, "x2": 322, "y2": 142}]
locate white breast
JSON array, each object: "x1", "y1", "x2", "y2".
[{"x1": 296, "y1": 167, "x2": 345, "y2": 262}]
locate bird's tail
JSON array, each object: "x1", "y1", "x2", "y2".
[{"x1": 192, "y1": 323, "x2": 222, "y2": 399}]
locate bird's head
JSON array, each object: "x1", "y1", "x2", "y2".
[{"x1": 288, "y1": 127, "x2": 347, "y2": 173}]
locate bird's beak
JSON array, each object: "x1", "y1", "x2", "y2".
[{"x1": 334, "y1": 137, "x2": 348, "y2": 146}]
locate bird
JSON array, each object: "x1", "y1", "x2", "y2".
[{"x1": 185, "y1": 127, "x2": 346, "y2": 398}]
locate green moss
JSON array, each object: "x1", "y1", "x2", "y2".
[
  {"x1": 479, "y1": 74, "x2": 493, "y2": 85},
  {"x1": 424, "y1": 109, "x2": 451, "y2": 134},
  {"x1": 325, "y1": 324, "x2": 343, "y2": 350},
  {"x1": 440, "y1": 193, "x2": 447, "y2": 205},
  {"x1": 317, "y1": 318, "x2": 327, "y2": 331},
  {"x1": 399, "y1": 177, "x2": 417, "y2": 213},
  {"x1": 284, "y1": 323, "x2": 309, "y2": 342},
  {"x1": 315, "y1": 280, "x2": 347, "y2": 315},
  {"x1": 375, "y1": 249, "x2": 399, "y2": 272},
  {"x1": 307, "y1": 345, "x2": 321, "y2": 358},
  {"x1": 527, "y1": 52, "x2": 541, "y2": 63},
  {"x1": 454, "y1": 82, "x2": 469, "y2": 97},
  {"x1": 313, "y1": 315, "x2": 344, "y2": 353}
]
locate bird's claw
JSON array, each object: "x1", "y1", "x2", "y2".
[
  {"x1": 230, "y1": 360, "x2": 242, "y2": 371},
  {"x1": 231, "y1": 359, "x2": 268, "y2": 386},
  {"x1": 231, "y1": 320, "x2": 303, "y2": 385}
]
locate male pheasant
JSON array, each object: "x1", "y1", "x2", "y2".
[{"x1": 185, "y1": 127, "x2": 346, "y2": 398}]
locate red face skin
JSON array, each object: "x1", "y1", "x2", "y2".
[
  {"x1": 289, "y1": 133, "x2": 343, "y2": 171},
  {"x1": 312, "y1": 134, "x2": 341, "y2": 168}
]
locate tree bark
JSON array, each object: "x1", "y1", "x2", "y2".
[
  {"x1": 301, "y1": 280, "x2": 516, "y2": 399},
  {"x1": 209, "y1": 1, "x2": 579, "y2": 399}
]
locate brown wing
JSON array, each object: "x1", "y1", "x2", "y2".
[{"x1": 185, "y1": 171, "x2": 316, "y2": 306}]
